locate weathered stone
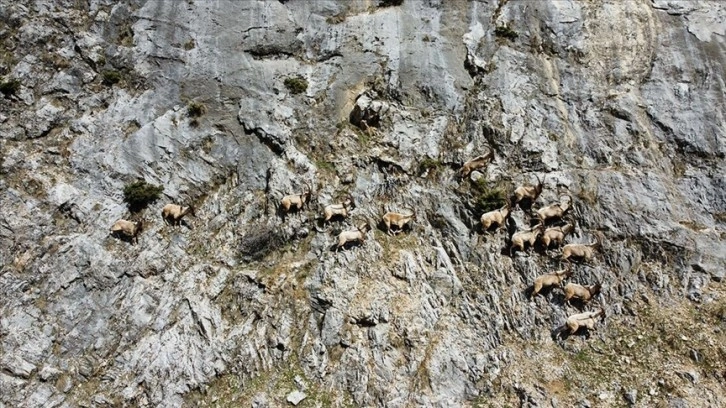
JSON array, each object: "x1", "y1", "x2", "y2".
[
  {"x1": 623, "y1": 388, "x2": 637, "y2": 405},
  {"x1": 1, "y1": 0, "x2": 725, "y2": 407},
  {"x1": 286, "y1": 390, "x2": 306, "y2": 406}
]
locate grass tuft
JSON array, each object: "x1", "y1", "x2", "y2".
[
  {"x1": 187, "y1": 101, "x2": 207, "y2": 118},
  {"x1": 494, "y1": 24, "x2": 519, "y2": 41},
  {"x1": 101, "y1": 70, "x2": 122, "y2": 86},
  {"x1": 283, "y1": 76, "x2": 308, "y2": 95}
]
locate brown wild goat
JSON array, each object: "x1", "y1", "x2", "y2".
[
  {"x1": 110, "y1": 219, "x2": 143, "y2": 244},
  {"x1": 513, "y1": 174, "x2": 544, "y2": 207},
  {"x1": 480, "y1": 199, "x2": 511, "y2": 232},
  {"x1": 459, "y1": 147, "x2": 494, "y2": 178},
  {"x1": 510, "y1": 223, "x2": 544, "y2": 256},
  {"x1": 281, "y1": 184, "x2": 312, "y2": 214},
  {"x1": 564, "y1": 308, "x2": 606, "y2": 335},
  {"x1": 562, "y1": 234, "x2": 601, "y2": 262},
  {"x1": 323, "y1": 197, "x2": 354, "y2": 226},
  {"x1": 541, "y1": 222, "x2": 575, "y2": 249},
  {"x1": 531, "y1": 264, "x2": 573, "y2": 298},
  {"x1": 535, "y1": 195, "x2": 572, "y2": 224},
  {"x1": 161, "y1": 204, "x2": 195, "y2": 227},
  {"x1": 335, "y1": 222, "x2": 370, "y2": 251},
  {"x1": 564, "y1": 282, "x2": 602, "y2": 306},
  {"x1": 382, "y1": 210, "x2": 415, "y2": 236}
]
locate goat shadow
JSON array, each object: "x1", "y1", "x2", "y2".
[
  {"x1": 162, "y1": 218, "x2": 194, "y2": 230},
  {"x1": 524, "y1": 285, "x2": 565, "y2": 303},
  {"x1": 377, "y1": 219, "x2": 412, "y2": 236},
  {"x1": 277, "y1": 204, "x2": 306, "y2": 222},
  {"x1": 499, "y1": 217, "x2": 519, "y2": 256},
  {"x1": 551, "y1": 325, "x2": 595, "y2": 342},
  {"x1": 316, "y1": 214, "x2": 347, "y2": 232},
  {"x1": 564, "y1": 297, "x2": 600, "y2": 311},
  {"x1": 330, "y1": 240, "x2": 364, "y2": 252},
  {"x1": 179, "y1": 219, "x2": 194, "y2": 230},
  {"x1": 109, "y1": 231, "x2": 137, "y2": 245},
  {"x1": 514, "y1": 197, "x2": 536, "y2": 212}
]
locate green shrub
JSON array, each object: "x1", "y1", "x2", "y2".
[
  {"x1": 326, "y1": 13, "x2": 346, "y2": 25},
  {"x1": 379, "y1": 0, "x2": 404, "y2": 7},
  {"x1": 0, "y1": 78, "x2": 21, "y2": 96},
  {"x1": 494, "y1": 25, "x2": 518, "y2": 41},
  {"x1": 418, "y1": 157, "x2": 442, "y2": 175},
  {"x1": 316, "y1": 160, "x2": 335, "y2": 172},
  {"x1": 101, "y1": 70, "x2": 122, "y2": 86},
  {"x1": 473, "y1": 179, "x2": 507, "y2": 213},
  {"x1": 187, "y1": 101, "x2": 207, "y2": 118},
  {"x1": 123, "y1": 180, "x2": 163, "y2": 212},
  {"x1": 284, "y1": 76, "x2": 308, "y2": 95}
]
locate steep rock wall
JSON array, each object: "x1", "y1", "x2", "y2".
[{"x1": 0, "y1": 0, "x2": 724, "y2": 407}]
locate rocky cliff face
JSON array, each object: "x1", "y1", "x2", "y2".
[{"x1": 1, "y1": 0, "x2": 725, "y2": 407}]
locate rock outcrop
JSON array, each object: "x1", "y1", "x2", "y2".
[{"x1": 1, "y1": 0, "x2": 724, "y2": 407}]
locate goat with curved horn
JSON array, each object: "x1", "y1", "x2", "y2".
[
  {"x1": 510, "y1": 222, "x2": 544, "y2": 256},
  {"x1": 281, "y1": 182, "x2": 312, "y2": 214},
  {"x1": 531, "y1": 264, "x2": 573, "y2": 298},
  {"x1": 480, "y1": 199, "x2": 512, "y2": 232},
  {"x1": 513, "y1": 174, "x2": 545, "y2": 207},
  {"x1": 322, "y1": 196, "x2": 355, "y2": 227},
  {"x1": 335, "y1": 222, "x2": 370, "y2": 251}
]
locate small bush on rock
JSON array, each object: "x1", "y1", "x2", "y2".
[
  {"x1": 0, "y1": 78, "x2": 21, "y2": 96},
  {"x1": 123, "y1": 180, "x2": 163, "y2": 212},
  {"x1": 379, "y1": 0, "x2": 404, "y2": 7},
  {"x1": 473, "y1": 179, "x2": 507, "y2": 213},
  {"x1": 284, "y1": 76, "x2": 308, "y2": 95},
  {"x1": 418, "y1": 157, "x2": 442, "y2": 176},
  {"x1": 101, "y1": 70, "x2": 122, "y2": 86},
  {"x1": 187, "y1": 101, "x2": 207, "y2": 118},
  {"x1": 495, "y1": 24, "x2": 519, "y2": 41},
  {"x1": 239, "y1": 225, "x2": 287, "y2": 262}
]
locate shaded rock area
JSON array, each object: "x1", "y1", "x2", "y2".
[{"x1": 0, "y1": 0, "x2": 725, "y2": 407}]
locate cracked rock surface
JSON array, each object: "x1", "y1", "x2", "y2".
[{"x1": 1, "y1": 0, "x2": 724, "y2": 407}]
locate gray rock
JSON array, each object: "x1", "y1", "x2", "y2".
[
  {"x1": 624, "y1": 388, "x2": 637, "y2": 405},
  {"x1": 1, "y1": 0, "x2": 725, "y2": 407},
  {"x1": 286, "y1": 390, "x2": 306, "y2": 406}
]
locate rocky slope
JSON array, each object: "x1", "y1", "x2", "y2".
[{"x1": 1, "y1": 0, "x2": 725, "y2": 407}]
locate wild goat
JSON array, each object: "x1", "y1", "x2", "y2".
[
  {"x1": 513, "y1": 174, "x2": 544, "y2": 207},
  {"x1": 323, "y1": 197, "x2": 354, "y2": 226},
  {"x1": 564, "y1": 282, "x2": 602, "y2": 306},
  {"x1": 536, "y1": 195, "x2": 572, "y2": 224},
  {"x1": 110, "y1": 219, "x2": 143, "y2": 244},
  {"x1": 562, "y1": 234, "x2": 601, "y2": 262},
  {"x1": 336, "y1": 223, "x2": 370, "y2": 251},
  {"x1": 161, "y1": 204, "x2": 195, "y2": 227},
  {"x1": 510, "y1": 224, "x2": 543, "y2": 256},
  {"x1": 480, "y1": 200, "x2": 511, "y2": 232},
  {"x1": 459, "y1": 147, "x2": 494, "y2": 178},
  {"x1": 563, "y1": 308, "x2": 606, "y2": 335},
  {"x1": 280, "y1": 184, "x2": 312, "y2": 213},
  {"x1": 382, "y1": 210, "x2": 415, "y2": 236},
  {"x1": 541, "y1": 222, "x2": 575, "y2": 249},
  {"x1": 531, "y1": 264, "x2": 573, "y2": 298}
]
